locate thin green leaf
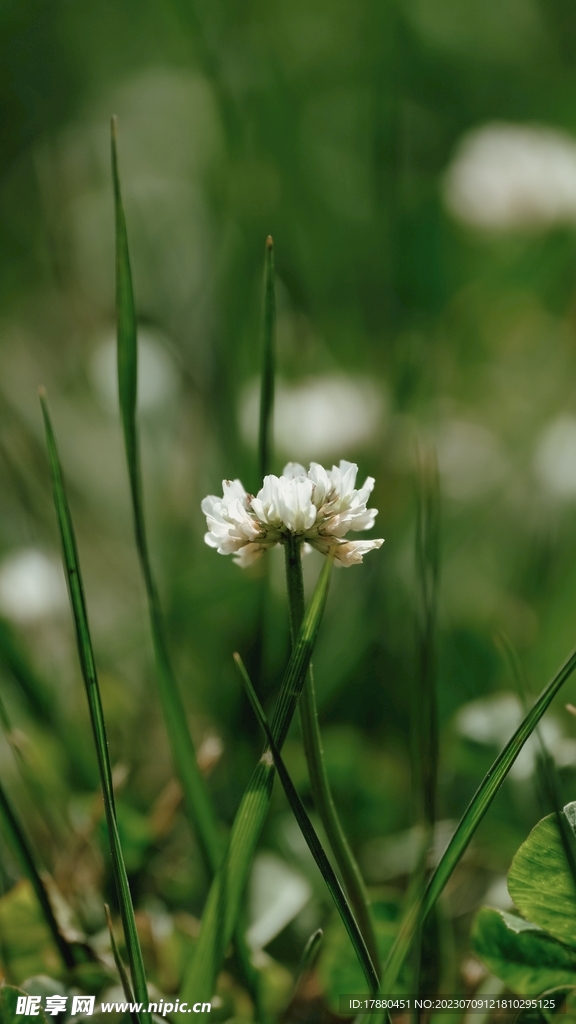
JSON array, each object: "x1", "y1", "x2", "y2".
[
  {"x1": 379, "y1": 642, "x2": 576, "y2": 994},
  {"x1": 295, "y1": 928, "x2": 323, "y2": 988},
  {"x1": 111, "y1": 116, "x2": 221, "y2": 879},
  {"x1": 498, "y1": 632, "x2": 576, "y2": 891},
  {"x1": 104, "y1": 904, "x2": 138, "y2": 1024},
  {"x1": 180, "y1": 553, "x2": 333, "y2": 1005},
  {"x1": 111, "y1": 118, "x2": 263, "y2": 1016},
  {"x1": 258, "y1": 235, "x2": 275, "y2": 482},
  {"x1": 40, "y1": 391, "x2": 151, "y2": 1024},
  {"x1": 235, "y1": 653, "x2": 379, "y2": 994},
  {"x1": 0, "y1": 778, "x2": 75, "y2": 970}
]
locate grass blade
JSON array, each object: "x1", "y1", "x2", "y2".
[
  {"x1": 40, "y1": 391, "x2": 151, "y2": 1024},
  {"x1": 379, "y1": 642, "x2": 576, "y2": 995},
  {"x1": 180, "y1": 554, "x2": 333, "y2": 1004},
  {"x1": 111, "y1": 117, "x2": 221, "y2": 879},
  {"x1": 295, "y1": 928, "x2": 323, "y2": 987},
  {"x1": 104, "y1": 903, "x2": 139, "y2": 1024},
  {"x1": 258, "y1": 235, "x2": 275, "y2": 482},
  {"x1": 111, "y1": 117, "x2": 265, "y2": 1016},
  {"x1": 0, "y1": 777, "x2": 76, "y2": 970},
  {"x1": 498, "y1": 633, "x2": 576, "y2": 890},
  {"x1": 235, "y1": 652, "x2": 380, "y2": 994}
]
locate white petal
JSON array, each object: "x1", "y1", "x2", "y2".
[
  {"x1": 252, "y1": 475, "x2": 284, "y2": 527},
  {"x1": 333, "y1": 538, "x2": 384, "y2": 566},
  {"x1": 201, "y1": 494, "x2": 221, "y2": 516},
  {"x1": 233, "y1": 542, "x2": 268, "y2": 567},
  {"x1": 222, "y1": 478, "x2": 249, "y2": 503},
  {"x1": 278, "y1": 476, "x2": 316, "y2": 532},
  {"x1": 282, "y1": 462, "x2": 308, "y2": 480},
  {"x1": 308, "y1": 462, "x2": 332, "y2": 507},
  {"x1": 354, "y1": 476, "x2": 375, "y2": 504},
  {"x1": 348, "y1": 507, "x2": 378, "y2": 532}
]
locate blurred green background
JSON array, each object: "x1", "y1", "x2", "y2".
[{"x1": 3, "y1": 0, "x2": 576, "y2": 1010}]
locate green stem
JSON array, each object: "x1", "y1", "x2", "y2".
[{"x1": 283, "y1": 536, "x2": 381, "y2": 973}]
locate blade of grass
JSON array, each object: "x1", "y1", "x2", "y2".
[
  {"x1": 258, "y1": 235, "x2": 275, "y2": 483},
  {"x1": 235, "y1": 652, "x2": 379, "y2": 994},
  {"x1": 111, "y1": 117, "x2": 221, "y2": 878},
  {"x1": 0, "y1": 777, "x2": 76, "y2": 970},
  {"x1": 498, "y1": 633, "x2": 576, "y2": 889},
  {"x1": 111, "y1": 119, "x2": 265, "y2": 1018},
  {"x1": 293, "y1": 927, "x2": 323, "y2": 994},
  {"x1": 284, "y1": 535, "x2": 381, "y2": 971},
  {"x1": 379, "y1": 641, "x2": 576, "y2": 995},
  {"x1": 104, "y1": 903, "x2": 139, "y2": 1024},
  {"x1": 180, "y1": 553, "x2": 333, "y2": 1005},
  {"x1": 40, "y1": 390, "x2": 151, "y2": 1024}
]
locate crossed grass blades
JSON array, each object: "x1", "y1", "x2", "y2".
[{"x1": 3, "y1": 119, "x2": 576, "y2": 1022}]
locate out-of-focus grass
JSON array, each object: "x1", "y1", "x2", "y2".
[{"x1": 2, "y1": 0, "x2": 576, "y2": 1016}]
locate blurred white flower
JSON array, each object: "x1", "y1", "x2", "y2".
[
  {"x1": 247, "y1": 852, "x2": 312, "y2": 950},
  {"x1": 443, "y1": 122, "x2": 576, "y2": 230},
  {"x1": 240, "y1": 375, "x2": 383, "y2": 460},
  {"x1": 435, "y1": 420, "x2": 507, "y2": 500},
  {"x1": 0, "y1": 549, "x2": 67, "y2": 623},
  {"x1": 534, "y1": 415, "x2": 576, "y2": 498},
  {"x1": 201, "y1": 460, "x2": 384, "y2": 568},
  {"x1": 90, "y1": 329, "x2": 179, "y2": 415},
  {"x1": 455, "y1": 692, "x2": 564, "y2": 780}
]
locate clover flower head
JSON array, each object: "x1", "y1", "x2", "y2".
[{"x1": 201, "y1": 460, "x2": 384, "y2": 568}]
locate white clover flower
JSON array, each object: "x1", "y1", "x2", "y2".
[
  {"x1": 443, "y1": 122, "x2": 576, "y2": 231},
  {"x1": 201, "y1": 461, "x2": 384, "y2": 568}
]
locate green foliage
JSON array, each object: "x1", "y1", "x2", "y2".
[
  {"x1": 111, "y1": 120, "x2": 222, "y2": 882},
  {"x1": 40, "y1": 394, "x2": 151, "y2": 1024},
  {"x1": 0, "y1": 984, "x2": 48, "y2": 1024},
  {"x1": 0, "y1": 882, "x2": 62, "y2": 984},
  {"x1": 380, "y1": 646, "x2": 576, "y2": 993},
  {"x1": 236, "y1": 651, "x2": 379, "y2": 994},
  {"x1": 472, "y1": 907, "x2": 576, "y2": 995},
  {"x1": 181, "y1": 554, "x2": 333, "y2": 1004},
  {"x1": 7, "y1": 6, "x2": 576, "y2": 1016},
  {"x1": 0, "y1": 779, "x2": 76, "y2": 970},
  {"x1": 474, "y1": 801, "x2": 576, "y2": 1000},
  {"x1": 508, "y1": 808, "x2": 576, "y2": 948}
]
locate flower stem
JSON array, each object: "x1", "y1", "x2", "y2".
[{"x1": 283, "y1": 535, "x2": 381, "y2": 973}]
